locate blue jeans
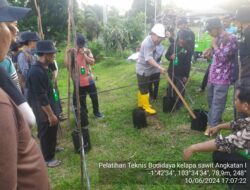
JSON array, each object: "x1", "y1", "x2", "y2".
[{"x1": 207, "y1": 83, "x2": 229, "y2": 127}]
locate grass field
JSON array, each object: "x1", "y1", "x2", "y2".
[{"x1": 49, "y1": 54, "x2": 235, "y2": 190}]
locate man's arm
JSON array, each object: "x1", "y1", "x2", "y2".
[
  {"x1": 183, "y1": 140, "x2": 217, "y2": 160},
  {"x1": 41, "y1": 105, "x2": 58, "y2": 126},
  {"x1": 29, "y1": 70, "x2": 58, "y2": 126},
  {"x1": 208, "y1": 122, "x2": 231, "y2": 136},
  {"x1": 147, "y1": 58, "x2": 166, "y2": 74},
  {"x1": 213, "y1": 35, "x2": 238, "y2": 63},
  {"x1": 183, "y1": 122, "x2": 231, "y2": 160}
]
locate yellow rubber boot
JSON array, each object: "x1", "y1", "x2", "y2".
[
  {"x1": 147, "y1": 93, "x2": 152, "y2": 108},
  {"x1": 138, "y1": 91, "x2": 142, "y2": 107},
  {"x1": 141, "y1": 93, "x2": 156, "y2": 115}
]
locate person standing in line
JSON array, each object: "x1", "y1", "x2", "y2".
[
  {"x1": 17, "y1": 31, "x2": 40, "y2": 94},
  {"x1": 0, "y1": 22, "x2": 22, "y2": 91},
  {"x1": 0, "y1": 0, "x2": 49, "y2": 188},
  {"x1": 68, "y1": 34, "x2": 104, "y2": 119},
  {"x1": 136, "y1": 23, "x2": 166, "y2": 115},
  {"x1": 176, "y1": 18, "x2": 195, "y2": 58},
  {"x1": 204, "y1": 18, "x2": 238, "y2": 135},
  {"x1": 0, "y1": 0, "x2": 36, "y2": 126},
  {"x1": 27, "y1": 40, "x2": 61, "y2": 167},
  {"x1": 165, "y1": 29, "x2": 194, "y2": 110}
]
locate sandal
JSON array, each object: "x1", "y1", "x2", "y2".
[
  {"x1": 46, "y1": 159, "x2": 61, "y2": 168},
  {"x1": 56, "y1": 147, "x2": 64, "y2": 152}
]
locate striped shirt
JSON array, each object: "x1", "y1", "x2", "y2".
[{"x1": 0, "y1": 57, "x2": 21, "y2": 91}]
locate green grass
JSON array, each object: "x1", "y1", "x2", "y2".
[{"x1": 49, "y1": 56, "x2": 234, "y2": 189}]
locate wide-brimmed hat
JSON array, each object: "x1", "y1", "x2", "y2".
[
  {"x1": 206, "y1": 18, "x2": 222, "y2": 31},
  {"x1": 235, "y1": 7, "x2": 250, "y2": 22},
  {"x1": 178, "y1": 29, "x2": 193, "y2": 41},
  {"x1": 0, "y1": 0, "x2": 30, "y2": 22},
  {"x1": 20, "y1": 31, "x2": 40, "y2": 43},
  {"x1": 76, "y1": 34, "x2": 86, "y2": 48},
  {"x1": 36, "y1": 40, "x2": 57, "y2": 54},
  {"x1": 177, "y1": 18, "x2": 188, "y2": 25}
]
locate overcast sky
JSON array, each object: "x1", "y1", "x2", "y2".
[{"x1": 77, "y1": 0, "x2": 232, "y2": 13}]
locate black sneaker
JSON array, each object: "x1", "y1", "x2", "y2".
[{"x1": 94, "y1": 112, "x2": 104, "y2": 119}]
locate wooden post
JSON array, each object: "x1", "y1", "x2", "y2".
[
  {"x1": 165, "y1": 73, "x2": 196, "y2": 119},
  {"x1": 68, "y1": 1, "x2": 90, "y2": 189},
  {"x1": 66, "y1": 0, "x2": 72, "y2": 129}
]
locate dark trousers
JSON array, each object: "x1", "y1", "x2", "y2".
[
  {"x1": 137, "y1": 74, "x2": 150, "y2": 94},
  {"x1": 200, "y1": 64, "x2": 210, "y2": 91},
  {"x1": 213, "y1": 151, "x2": 250, "y2": 190},
  {"x1": 149, "y1": 73, "x2": 160, "y2": 100},
  {"x1": 167, "y1": 75, "x2": 186, "y2": 109},
  {"x1": 73, "y1": 83, "x2": 100, "y2": 115},
  {"x1": 38, "y1": 121, "x2": 58, "y2": 161}
]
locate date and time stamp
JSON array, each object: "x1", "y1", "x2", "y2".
[
  {"x1": 148, "y1": 168, "x2": 247, "y2": 184},
  {"x1": 99, "y1": 161, "x2": 248, "y2": 184}
]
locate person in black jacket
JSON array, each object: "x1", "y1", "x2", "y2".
[
  {"x1": 165, "y1": 29, "x2": 193, "y2": 110},
  {"x1": 27, "y1": 40, "x2": 61, "y2": 167}
]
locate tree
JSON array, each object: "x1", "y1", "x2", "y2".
[
  {"x1": 9, "y1": 0, "x2": 70, "y2": 42},
  {"x1": 82, "y1": 5, "x2": 102, "y2": 40},
  {"x1": 125, "y1": 12, "x2": 145, "y2": 49},
  {"x1": 102, "y1": 11, "x2": 145, "y2": 52},
  {"x1": 102, "y1": 17, "x2": 129, "y2": 52},
  {"x1": 130, "y1": 0, "x2": 162, "y2": 25}
]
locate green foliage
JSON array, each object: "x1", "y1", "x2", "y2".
[
  {"x1": 102, "y1": 20, "x2": 129, "y2": 52},
  {"x1": 10, "y1": 0, "x2": 72, "y2": 42},
  {"x1": 87, "y1": 40, "x2": 104, "y2": 61},
  {"x1": 125, "y1": 12, "x2": 145, "y2": 50},
  {"x1": 81, "y1": 5, "x2": 102, "y2": 40},
  {"x1": 102, "y1": 12, "x2": 145, "y2": 53},
  {"x1": 130, "y1": 0, "x2": 162, "y2": 25}
]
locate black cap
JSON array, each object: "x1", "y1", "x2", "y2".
[
  {"x1": 235, "y1": 7, "x2": 250, "y2": 22},
  {"x1": 178, "y1": 29, "x2": 192, "y2": 41},
  {"x1": 76, "y1": 34, "x2": 86, "y2": 48},
  {"x1": 206, "y1": 18, "x2": 222, "y2": 31},
  {"x1": 0, "y1": 0, "x2": 30, "y2": 22},
  {"x1": 177, "y1": 18, "x2": 188, "y2": 25},
  {"x1": 20, "y1": 31, "x2": 40, "y2": 43},
  {"x1": 36, "y1": 40, "x2": 57, "y2": 54}
]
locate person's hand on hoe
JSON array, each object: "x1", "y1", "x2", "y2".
[{"x1": 159, "y1": 66, "x2": 166, "y2": 74}]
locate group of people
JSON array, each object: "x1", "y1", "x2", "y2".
[
  {"x1": 184, "y1": 7, "x2": 250, "y2": 190},
  {"x1": 1, "y1": 0, "x2": 250, "y2": 188},
  {"x1": 0, "y1": 0, "x2": 105, "y2": 188},
  {"x1": 136, "y1": 18, "x2": 195, "y2": 114},
  {"x1": 136, "y1": 7, "x2": 250, "y2": 190},
  {"x1": 0, "y1": 0, "x2": 50, "y2": 188}
]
